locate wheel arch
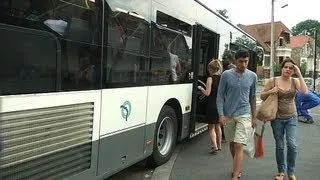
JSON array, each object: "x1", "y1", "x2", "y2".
[{"x1": 164, "y1": 98, "x2": 182, "y2": 141}]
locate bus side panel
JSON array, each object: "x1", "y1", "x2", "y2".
[
  {"x1": 97, "y1": 87, "x2": 148, "y2": 177},
  {"x1": 0, "y1": 91, "x2": 102, "y2": 180}
]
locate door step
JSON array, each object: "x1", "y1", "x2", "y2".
[{"x1": 189, "y1": 123, "x2": 208, "y2": 138}]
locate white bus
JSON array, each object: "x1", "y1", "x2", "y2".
[{"x1": 0, "y1": 0, "x2": 258, "y2": 179}]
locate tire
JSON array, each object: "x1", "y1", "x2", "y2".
[{"x1": 148, "y1": 105, "x2": 178, "y2": 167}]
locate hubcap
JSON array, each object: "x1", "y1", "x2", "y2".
[{"x1": 157, "y1": 116, "x2": 174, "y2": 156}]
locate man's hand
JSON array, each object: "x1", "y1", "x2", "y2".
[
  {"x1": 219, "y1": 115, "x2": 226, "y2": 125},
  {"x1": 252, "y1": 118, "x2": 258, "y2": 128}
]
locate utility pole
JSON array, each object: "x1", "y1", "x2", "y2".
[
  {"x1": 314, "y1": 29, "x2": 317, "y2": 91},
  {"x1": 270, "y1": 0, "x2": 275, "y2": 78}
]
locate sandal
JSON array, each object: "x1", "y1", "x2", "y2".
[
  {"x1": 274, "y1": 173, "x2": 285, "y2": 180},
  {"x1": 289, "y1": 175, "x2": 296, "y2": 180},
  {"x1": 231, "y1": 172, "x2": 242, "y2": 178},
  {"x1": 209, "y1": 147, "x2": 218, "y2": 155}
]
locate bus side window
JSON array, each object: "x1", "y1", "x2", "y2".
[
  {"x1": 103, "y1": 7, "x2": 150, "y2": 88},
  {"x1": 150, "y1": 11, "x2": 192, "y2": 85},
  {"x1": 169, "y1": 34, "x2": 191, "y2": 83},
  {"x1": 0, "y1": 0, "x2": 54, "y2": 26},
  {"x1": 51, "y1": 0, "x2": 102, "y2": 44},
  {"x1": 0, "y1": 27, "x2": 57, "y2": 95},
  {"x1": 59, "y1": 0, "x2": 103, "y2": 91},
  {"x1": 150, "y1": 25, "x2": 190, "y2": 85},
  {"x1": 150, "y1": 25, "x2": 171, "y2": 85}
]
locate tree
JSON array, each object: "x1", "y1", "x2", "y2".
[
  {"x1": 234, "y1": 36, "x2": 256, "y2": 50},
  {"x1": 291, "y1": 19, "x2": 320, "y2": 46},
  {"x1": 216, "y1": 9, "x2": 229, "y2": 19}
]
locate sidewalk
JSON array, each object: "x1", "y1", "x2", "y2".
[{"x1": 169, "y1": 109, "x2": 320, "y2": 180}]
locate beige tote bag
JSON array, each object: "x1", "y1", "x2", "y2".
[
  {"x1": 257, "y1": 93, "x2": 278, "y2": 121},
  {"x1": 257, "y1": 78, "x2": 278, "y2": 121}
]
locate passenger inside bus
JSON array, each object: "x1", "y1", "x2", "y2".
[
  {"x1": 76, "y1": 51, "x2": 96, "y2": 87},
  {"x1": 169, "y1": 52, "x2": 181, "y2": 83}
]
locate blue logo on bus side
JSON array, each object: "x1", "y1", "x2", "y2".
[{"x1": 120, "y1": 101, "x2": 131, "y2": 121}]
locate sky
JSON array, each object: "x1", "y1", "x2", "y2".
[{"x1": 199, "y1": 0, "x2": 320, "y2": 29}]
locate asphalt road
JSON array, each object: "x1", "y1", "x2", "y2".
[{"x1": 169, "y1": 107, "x2": 320, "y2": 180}]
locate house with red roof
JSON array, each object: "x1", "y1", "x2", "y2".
[
  {"x1": 238, "y1": 21, "x2": 292, "y2": 78},
  {"x1": 290, "y1": 35, "x2": 320, "y2": 76}
]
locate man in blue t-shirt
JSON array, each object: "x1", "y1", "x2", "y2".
[
  {"x1": 296, "y1": 89, "x2": 320, "y2": 124},
  {"x1": 217, "y1": 50, "x2": 258, "y2": 180}
]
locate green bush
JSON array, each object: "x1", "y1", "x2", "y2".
[
  {"x1": 299, "y1": 62, "x2": 307, "y2": 77},
  {"x1": 273, "y1": 63, "x2": 281, "y2": 75}
]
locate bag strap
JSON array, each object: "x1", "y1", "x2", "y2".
[
  {"x1": 261, "y1": 124, "x2": 265, "y2": 137},
  {"x1": 291, "y1": 78, "x2": 296, "y2": 90},
  {"x1": 273, "y1": 77, "x2": 276, "y2": 87}
]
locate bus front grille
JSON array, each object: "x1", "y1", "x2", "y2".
[{"x1": 0, "y1": 102, "x2": 94, "y2": 180}]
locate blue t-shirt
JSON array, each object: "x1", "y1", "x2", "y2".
[{"x1": 217, "y1": 68, "x2": 257, "y2": 117}]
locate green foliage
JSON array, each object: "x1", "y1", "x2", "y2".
[
  {"x1": 291, "y1": 19, "x2": 320, "y2": 46},
  {"x1": 299, "y1": 62, "x2": 307, "y2": 76},
  {"x1": 222, "y1": 49, "x2": 234, "y2": 61},
  {"x1": 234, "y1": 36, "x2": 257, "y2": 50},
  {"x1": 273, "y1": 63, "x2": 281, "y2": 75},
  {"x1": 216, "y1": 9, "x2": 229, "y2": 19}
]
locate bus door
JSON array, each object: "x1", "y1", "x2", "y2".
[
  {"x1": 190, "y1": 24, "x2": 220, "y2": 136},
  {"x1": 248, "y1": 50, "x2": 258, "y2": 73}
]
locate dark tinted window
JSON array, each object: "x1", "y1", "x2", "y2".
[
  {"x1": 103, "y1": 7, "x2": 150, "y2": 88},
  {"x1": 61, "y1": 42, "x2": 102, "y2": 91},
  {"x1": 150, "y1": 24, "x2": 191, "y2": 85},
  {"x1": 0, "y1": 0, "x2": 102, "y2": 44},
  {"x1": 0, "y1": 0, "x2": 54, "y2": 22},
  {"x1": 60, "y1": 0, "x2": 103, "y2": 91},
  {"x1": 50, "y1": 0, "x2": 102, "y2": 44},
  {"x1": 0, "y1": 25, "x2": 57, "y2": 95},
  {"x1": 0, "y1": 0, "x2": 104, "y2": 94}
]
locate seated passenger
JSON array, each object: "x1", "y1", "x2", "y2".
[{"x1": 76, "y1": 55, "x2": 95, "y2": 87}]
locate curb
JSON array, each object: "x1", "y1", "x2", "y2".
[{"x1": 151, "y1": 144, "x2": 182, "y2": 180}]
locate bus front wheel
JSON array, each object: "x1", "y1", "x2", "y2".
[{"x1": 148, "y1": 105, "x2": 178, "y2": 167}]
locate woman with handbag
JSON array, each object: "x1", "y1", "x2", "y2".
[{"x1": 260, "y1": 58, "x2": 308, "y2": 180}]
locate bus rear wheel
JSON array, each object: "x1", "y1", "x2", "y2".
[{"x1": 148, "y1": 105, "x2": 177, "y2": 167}]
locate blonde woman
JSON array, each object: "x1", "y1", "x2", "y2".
[{"x1": 198, "y1": 59, "x2": 222, "y2": 154}]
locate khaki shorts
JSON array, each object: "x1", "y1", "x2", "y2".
[{"x1": 224, "y1": 114, "x2": 252, "y2": 145}]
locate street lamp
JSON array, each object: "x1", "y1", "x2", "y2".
[
  {"x1": 270, "y1": 0, "x2": 288, "y2": 78},
  {"x1": 313, "y1": 29, "x2": 317, "y2": 91},
  {"x1": 270, "y1": 0, "x2": 275, "y2": 77}
]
